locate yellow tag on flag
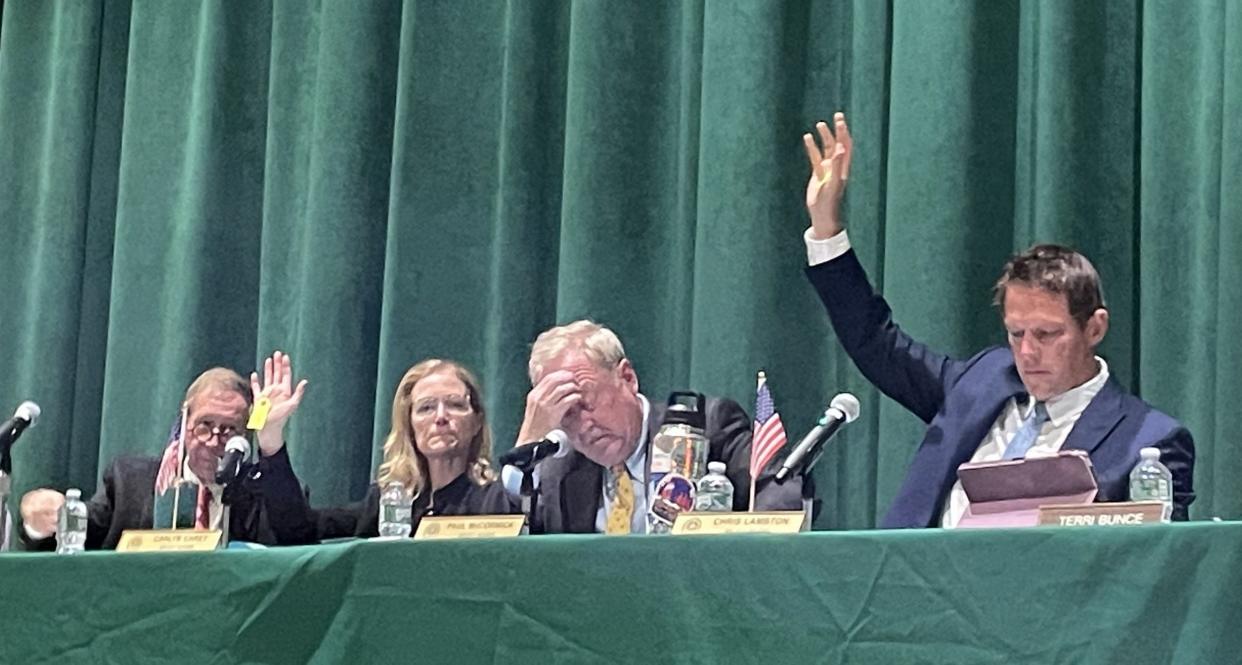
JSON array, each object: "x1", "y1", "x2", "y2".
[{"x1": 247, "y1": 396, "x2": 272, "y2": 431}]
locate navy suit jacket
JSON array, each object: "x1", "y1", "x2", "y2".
[{"x1": 807, "y1": 249, "x2": 1195, "y2": 527}]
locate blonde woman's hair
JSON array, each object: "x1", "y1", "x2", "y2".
[
  {"x1": 527, "y1": 320, "x2": 627, "y2": 385},
  {"x1": 376, "y1": 359, "x2": 495, "y2": 495}
]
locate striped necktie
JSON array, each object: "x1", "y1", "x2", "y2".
[
  {"x1": 1003, "y1": 401, "x2": 1049, "y2": 460},
  {"x1": 605, "y1": 464, "x2": 634, "y2": 535}
]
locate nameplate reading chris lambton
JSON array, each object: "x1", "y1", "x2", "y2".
[
  {"x1": 414, "y1": 515, "x2": 525, "y2": 540},
  {"x1": 117, "y1": 529, "x2": 222, "y2": 552},
  {"x1": 1037, "y1": 501, "x2": 1166, "y2": 527},
  {"x1": 671, "y1": 511, "x2": 805, "y2": 535}
]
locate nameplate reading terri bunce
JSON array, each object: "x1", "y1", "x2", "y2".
[
  {"x1": 414, "y1": 515, "x2": 525, "y2": 540},
  {"x1": 117, "y1": 529, "x2": 222, "y2": 552},
  {"x1": 1037, "y1": 501, "x2": 1167, "y2": 527},
  {"x1": 671, "y1": 511, "x2": 805, "y2": 535}
]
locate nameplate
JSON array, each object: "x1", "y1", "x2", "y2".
[
  {"x1": 414, "y1": 515, "x2": 525, "y2": 540},
  {"x1": 117, "y1": 529, "x2": 222, "y2": 552},
  {"x1": 1037, "y1": 501, "x2": 1166, "y2": 527},
  {"x1": 671, "y1": 511, "x2": 805, "y2": 535}
]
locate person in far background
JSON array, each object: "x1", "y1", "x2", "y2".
[
  {"x1": 314, "y1": 359, "x2": 516, "y2": 539},
  {"x1": 19, "y1": 351, "x2": 317, "y2": 549},
  {"x1": 796, "y1": 111, "x2": 1195, "y2": 526}
]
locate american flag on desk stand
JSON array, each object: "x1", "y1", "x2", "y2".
[{"x1": 749, "y1": 370, "x2": 787, "y2": 510}]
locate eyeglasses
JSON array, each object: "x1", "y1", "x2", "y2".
[
  {"x1": 412, "y1": 395, "x2": 473, "y2": 418},
  {"x1": 191, "y1": 422, "x2": 239, "y2": 443}
]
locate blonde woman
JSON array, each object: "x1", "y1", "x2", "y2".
[{"x1": 318, "y1": 359, "x2": 516, "y2": 538}]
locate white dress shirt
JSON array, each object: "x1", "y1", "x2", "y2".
[
  {"x1": 940, "y1": 360, "x2": 1109, "y2": 527},
  {"x1": 804, "y1": 228, "x2": 1111, "y2": 528},
  {"x1": 595, "y1": 394, "x2": 651, "y2": 534}
]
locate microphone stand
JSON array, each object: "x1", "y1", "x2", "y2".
[
  {"x1": 1, "y1": 447, "x2": 14, "y2": 552},
  {"x1": 0, "y1": 469, "x2": 11, "y2": 552},
  {"x1": 216, "y1": 462, "x2": 253, "y2": 550},
  {"x1": 799, "y1": 469, "x2": 817, "y2": 533},
  {"x1": 508, "y1": 458, "x2": 543, "y2": 536},
  {"x1": 786, "y1": 442, "x2": 827, "y2": 533}
]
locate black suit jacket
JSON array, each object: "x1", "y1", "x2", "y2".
[
  {"x1": 535, "y1": 395, "x2": 804, "y2": 534},
  {"x1": 22, "y1": 446, "x2": 317, "y2": 550}
]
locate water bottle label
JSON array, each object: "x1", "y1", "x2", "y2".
[{"x1": 649, "y1": 446, "x2": 672, "y2": 474}]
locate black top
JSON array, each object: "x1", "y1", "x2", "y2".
[{"x1": 315, "y1": 472, "x2": 518, "y2": 539}]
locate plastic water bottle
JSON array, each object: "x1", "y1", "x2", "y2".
[
  {"x1": 57, "y1": 488, "x2": 88, "y2": 554},
  {"x1": 694, "y1": 462, "x2": 734, "y2": 512},
  {"x1": 378, "y1": 481, "x2": 413, "y2": 538},
  {"x1": 1128, "y1": 447, "x2": 1173, "y2": 523}
]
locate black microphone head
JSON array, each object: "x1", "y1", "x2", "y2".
[
  {"x1": 215, "y1": 436, "x2": 250, "y2": 484},
  {"x1": 545, "y1": 429, "x2": 569, "y2": 458},
  {"x1": 222, "y1": 435, "x2": 250, "y2": 456}
]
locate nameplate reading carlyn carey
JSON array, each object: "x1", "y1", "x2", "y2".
[
  {"x1": 117, "y1": 529, "x2": 222, "y2": 552},
  {"x1": 414, "y1": 515, "x2": 525, "y2": 540},
  {"x1": 1037, "y1": 501, "x2": 1166, "y2": 527},
  {"x1": 671, "y1": 511, "x2": 805, "y2": 535}
]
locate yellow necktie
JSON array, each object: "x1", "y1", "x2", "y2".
[{"x1": 606, "y1": 464, "x2": 634, "y2": 535}]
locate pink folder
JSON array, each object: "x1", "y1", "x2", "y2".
[{"x1": 955, "y1": 450, "x2": 1099, "y2": 528}]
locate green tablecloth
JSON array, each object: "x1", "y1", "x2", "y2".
[{"x1": 2, "y1": 523, "x2": 1239, "y2": 664}]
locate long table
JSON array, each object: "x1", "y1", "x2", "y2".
[{"x1": 2, "y1": 523, "x2": 1239, "y2": 663}]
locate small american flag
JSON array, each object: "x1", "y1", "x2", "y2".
[
  {"x1": 750, "y1": 371, "x2": 787, "y2": 478},
  {"x1": 154, "y1": 405, "x2": 187, "y2": 496}
]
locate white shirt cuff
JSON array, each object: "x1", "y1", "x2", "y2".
[
  {"x1": 804, "y1": 228, "x2": 852, "y2": 266},
  {"x1": 24, "y1": 522, "x2": 53, "y2": 541}
]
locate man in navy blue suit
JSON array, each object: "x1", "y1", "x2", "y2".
[{"x1": 799, "y1": 112, "x2": 1194, "y2": 527}]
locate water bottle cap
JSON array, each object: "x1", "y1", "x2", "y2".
[
  {"x1": 707, "y1": 461, "x2": 726, "y2": 475},
  {"x1": 65, "y1": 488, "x2": 81, "y2": 500},
  {"x1": 1139, "y1": 447, "x2": 1160, "y2": 460}
]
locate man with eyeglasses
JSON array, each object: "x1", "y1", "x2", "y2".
[{"x1": 19, "y1": 351, "x2": 317, "y2": 549}]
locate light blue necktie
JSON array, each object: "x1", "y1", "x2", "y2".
[{"x1": 1002, "y1": 401, "x2": 1049, "y2": 460}]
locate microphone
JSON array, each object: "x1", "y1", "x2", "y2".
[
  {"x1": 774, "y1": 393, "x2": 860, "y2": 483},
  {"x1": 0, "y1": 401, "x2": 41, "y2": 451},
  {"x1": 1, "y1": 401, "x2": 41, "y2": 473},
  {"x1": 499, "y1": 429, "x2": 569, "y2": 470},
  {"x1": 214, "y1": 435, "x2": 251, "y2": 486}
]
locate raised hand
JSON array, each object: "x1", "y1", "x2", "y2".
[
  {"x1": 515, "y1": 370, "x2": 583, "y2": 445},
  {"x1": 249, "y1": 350, "x2": 309, "y2": 456},
  {"x1": 802, "y1": 111, "x2": 853, "y2": 239}
]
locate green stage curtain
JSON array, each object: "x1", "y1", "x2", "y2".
[{"x1": 1, "y1": 0, "x2": 1238, "y2": 528}]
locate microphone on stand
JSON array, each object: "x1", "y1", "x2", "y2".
[
  {"x1": 214, "y1": 436, "x2": 251, "y2": 486},
  {"x1": 1, "y1": 401, "x2": 41, "y2": 474},
  {"x1": 499, "y1": 430, "x2": 569, "y2": 537},
  {"x1": 775, "y1": 393, "x2": 860, "y2": 484},
  {"x1": 0, "y1": 400, "x2": 40, "y2": 552},
  {"x1": 499, "y1": 429, "x2": 569, "y2": 471}
]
